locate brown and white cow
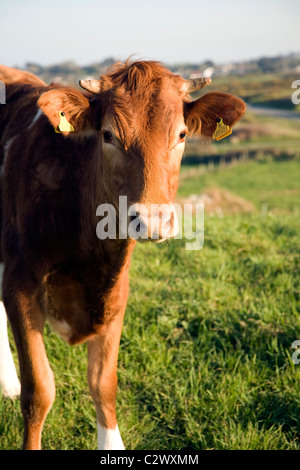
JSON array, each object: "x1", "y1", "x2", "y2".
[{"x1": 0, "y1": 60, "x2": 245, "y2": 450}]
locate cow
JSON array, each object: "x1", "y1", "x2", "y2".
[{"x1": 0, "y1": 60, "x2": 246, "y2": 450}]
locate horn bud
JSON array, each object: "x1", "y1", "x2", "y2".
[
  {"x1": 79, "y1": 79, "x2": 103, "y2": 94},
  {"x1": 186, "y1": 77, "x2": 211, "y2": 93}
]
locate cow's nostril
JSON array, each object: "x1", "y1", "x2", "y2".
[
  {"x1": 129, "y1": 214, "x2": 139, "y2": 224},
  {"x1": 129, "y1": 211, "x2": 140, "y2": 222},
  {"x1": 129, "y1": 213, "x2": 143, "y2": 235}
]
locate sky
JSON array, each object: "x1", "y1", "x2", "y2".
[{"x1": 1, "y1": 0, "x2": 300, "y2": 67}]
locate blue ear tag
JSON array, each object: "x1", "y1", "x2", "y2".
[{"x1": 55, "y1": 112, "x2": 74, "y2": 133}]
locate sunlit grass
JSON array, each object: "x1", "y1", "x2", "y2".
[{"x1": 178, "y1": 159, "x2": 300, "y2": 213}]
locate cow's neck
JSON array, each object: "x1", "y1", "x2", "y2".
[{"x1": 74, "y1": 137, "x2": 136, "y2": 282}]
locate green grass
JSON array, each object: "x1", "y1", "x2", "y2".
[
  {"x1": 1, "y1": 160, "x2": 300, "y2": 450},
  {"x1": 178, "y1": 160, "x2": 300, "y2": 213}
]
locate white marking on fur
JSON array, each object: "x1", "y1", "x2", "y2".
[
  {"x1": 48, "y1": 317, "x2": 72, "y2": 342},
  {"x1": 97, "y1": 423, "x2": 125, "y2": 450},
  {"x1": 28, "y1": 108, "x2": 43, "y2": 130},
  {"x1": 0, "y1": 301, "x2": 21, "y2": 398}
]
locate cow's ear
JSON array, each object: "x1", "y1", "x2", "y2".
[
  {"x1": 184, "y1": 92, "x2": 246, "y2": 137},
  {"x1": 38, "y1": 87, "x2": 96, "y2": 136}
]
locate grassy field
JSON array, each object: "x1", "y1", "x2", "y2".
[
  {"x1": 178, "y1": 160, "x2": 300, "y2": 213},
  {"x1": 0, "y1": 159, "x2": 300, "y2": 450}
]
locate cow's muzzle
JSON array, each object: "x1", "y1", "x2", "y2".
[{"x1": 128, "y1": 203, "x2": 179, "y2": 243}]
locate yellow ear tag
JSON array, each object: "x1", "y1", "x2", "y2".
[
  {"x1": 212, "y1": 118, "x2": 232, "y2": 141},
  {"x1": 55, "y1": 112, "x2": 74, "y2": 133}
]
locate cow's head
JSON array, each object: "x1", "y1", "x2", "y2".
[{"x1": 38, "y1": 60, "x2": 246, "y2": 243}]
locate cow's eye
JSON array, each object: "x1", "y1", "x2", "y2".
[
  {"x1": 103, "y1": 131, "x2": 113, "y2": 143},
  {"x1": 179, "y1": 131, "x2": 186, "y2": 141}
]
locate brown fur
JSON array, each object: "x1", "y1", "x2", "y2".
[
  {"x1": 0, "y1": 65, "x2": 47, "y2": 87},
  {"x1": 0, "y1": 60, "x2": 245, "y2": 449}
]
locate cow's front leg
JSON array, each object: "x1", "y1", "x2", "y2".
[
  {"x1": 87, "y1": 312, "x2": 125, "y2": 450},
  {"x1": 3, "y1": 288, "x2": 55, "y2": 450}
]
